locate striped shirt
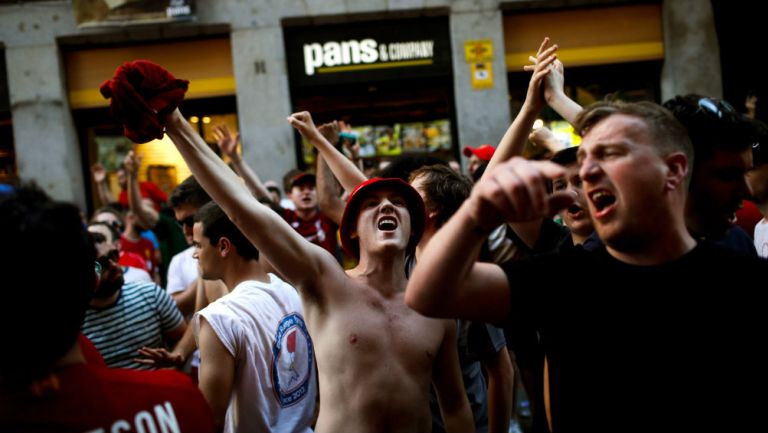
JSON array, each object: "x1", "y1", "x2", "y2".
[{"x1": 82, "y1": 281, "x2": 184, "y2": 370}]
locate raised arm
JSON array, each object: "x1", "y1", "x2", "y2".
[
  {"x1": 484, "y1": 38, "x2": 557, "y2": 248},
  {"x1": 485, "y1": 38, "x2": 558, "y2": 175},
  {"x1": 432, "y1": 319, "x2": 474, "y2": 433},
  {"x1": 213, "y1": 124, "x2": 273, "y2": 202},
  {"x1": 124, "y1": 150, "x2": 160, "y2": 228},
  {"x1": 316, "y1": 153, "x2": 345, "y2": 225},
  {"x1": 164, "y1": 109, "x2": 340, "y2": 298},
  {"x1": 524, "y1": 53, "x2": 583, "y2": 125},
  {"x1": 288, "y1": 112, "x2": 366, "y2": 191},
  {"x1": 405, "y1": 158, "x2": 573, "y2": 322},
  {"x1": 91, "y1": 163, "x2": 116, "y2": 207}
]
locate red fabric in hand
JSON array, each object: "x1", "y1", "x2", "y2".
[{"x1": 100, "y1": 60, "x2": 189, "y2": 143}]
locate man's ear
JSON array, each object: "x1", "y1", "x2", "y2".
[
  {"x1": 218, "y1": 237, "x2": 232, "y2": 258},
  {"x1": 664, "y1": 152, "x2": 689, "y2": 192}
]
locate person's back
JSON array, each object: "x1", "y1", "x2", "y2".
[
  {"x1": 0, "y1": 184, "x2": 214, "y2": 433},
  {"x1": 1, "y1": 364, "x2": 214, "y2": 433}
]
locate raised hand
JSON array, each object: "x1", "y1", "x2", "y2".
[
  {"x1": 318, "y1": 120, "x2": 340, "y2": 147},
  {"x1": 135, "y1": 346, "x2": 185, "y2": 369},
  {"x1": 213, "y1": 124, "x2": 240, "y2": 159},
  {"x1": 287, "y1": 111, "x2": 321, "y2": 141},
  {"x1": 123, "y1": 150, "x2": 140, "y2": 176},
  {"x1": 91, "y1": 162, "x2": 107, "y2": 183},
  {"x1": 523, "y1": 38, "x2": 582, "y2": 124},
  {"x1": 522, "y1": 37, "x2": 558, "y2": 113},
  {"x1": 529, "y1": 126, "x2": 565, "y2": 154}
]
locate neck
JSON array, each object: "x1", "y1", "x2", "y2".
[
  {"x1": 415, "y1": 223, "x2": 437, "y2": 261},
  {"x1": 571, "y1": 232, "x2": 589, "y2": 246},
  {"x1": 757, "y1": 202, "x2": 768, "y2": 218},
  {"x1": 607, "y1": 215, "x2": 696, "y2": 265},
  {"x1": 352, "y1": 250, "x2": 408, "y2": 296},
  {"x1": 295, "y1": 207, "x2": 317, "y2": 220},
  {"x1": 220, "y1": 257, "x2": 270, "y2": 290}
]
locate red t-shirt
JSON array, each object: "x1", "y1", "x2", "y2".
[
  {"x1": 78, "y1": 334, "x2": 106, "y2": 366},
  {"x1": 282, "y1": 208, "x2": 339, "y2": 257},
  {"x1": 118, "y1": 250, "x2": 148, "y2": 272},
  {"x1": 0, "y1": 364, "x2": 215, "y2": 433},
  {"x1": 118, "y1": 182, "x2": 168, "y2": 211},
  {"x1": 736, "y1": 199, "x2": 762, "y2": 238},
  {"x1": 120, "y1": 235, "x2": 157, "y2": 273}
]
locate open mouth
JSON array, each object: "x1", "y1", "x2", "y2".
[
  {"x1": 589, "y1": 190, "x2": 617, "y2": 217},
  {"x1": 566, "y1": 204, "x2": 584, "y2": 218},
  {"x1": 377, "y1": 216, "x2": 398, "y2": 231}
]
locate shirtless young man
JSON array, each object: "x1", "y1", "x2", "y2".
[{"x1": 162, "y1": 109, "x2": 472, "y2": 433}]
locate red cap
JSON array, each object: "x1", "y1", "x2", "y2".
[
  {"x1": 339, "y1": 178, "x2": 425, "y2": 259},
  {"x1": 463, "y1": 144, "x2": 495, "y2": 161},
  {"x1": 289, "y1": 172, "x2": 316, "y2": 189}
]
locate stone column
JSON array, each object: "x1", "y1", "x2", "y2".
[
  {"x1": 5, "y1": 43, "x2": 85, "y2": 208},
  {"x1": 450, "y1": 4, "x2": 511, "y2": 168},
  {"x1": 230, "y1": 26, "x2": 297, "y2": 187},
  {"x1": 661, "y1": 0, "x2": 722, "y2": 100}
]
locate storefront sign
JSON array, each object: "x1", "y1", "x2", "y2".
[
  {"x1": 72, "y1": 0, "x2": 194, "y2": 28},
  {"x1": 284, "y1": 17, "x2": 451, "y2": 86},
  {"x1": 303, "y1": 39, "x2": 435, "y2": 76}
]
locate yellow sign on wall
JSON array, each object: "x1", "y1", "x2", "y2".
[
  {"x1": 470, "y1": 62, "x2": 494, "y2": 90},
  {"x1": 464, "y1": 40, "x2": 494, "y2": 63}
]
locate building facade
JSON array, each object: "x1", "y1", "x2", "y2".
[{"x1": 0, "y1": 0, "x2": 722, "y2": 210}]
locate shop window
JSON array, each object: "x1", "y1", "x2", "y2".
[{"x1": 73, "y1": 95, "x2": 237, "y2": 212}]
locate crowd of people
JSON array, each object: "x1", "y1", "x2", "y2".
[{"x1": 2, "y1": 37, "x2": 767, "y2": 433}]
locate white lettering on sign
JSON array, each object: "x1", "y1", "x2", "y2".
[
  {"x1": 303, "y1": 39, "x2": 434, "y2": 75},
  {"x1": 83, "y1": 401, "x2": 180, "y2": 433}
]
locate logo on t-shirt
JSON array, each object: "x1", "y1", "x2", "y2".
[{"x1": 272, "y1": 313, "x2": 314, "y2": 407}]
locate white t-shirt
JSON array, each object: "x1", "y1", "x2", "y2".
[
  {"x1": 166, "y1": 246, "x2": 198, "y2": 295},
  {"x1": 122, "y1": 266, "x2": 152, "y2": 284},
  {"x1": 754, "y1": 218, "x2": 768, "y2": 258},
  {"x1": 194, "y1": 274, "x2": 316, "y2": 433}
]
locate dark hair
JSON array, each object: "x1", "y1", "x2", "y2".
[
  {"x1": 88, "y1": 221, "x2": 121, "y2": 244},
  {"x1": 91, "y1": 206, "x2": 125, "y2": 230},
  {"x1": 194, "y1": 201, "x2": 259, "y2": 261},
  {"x1": 550, "y1": 146, "x2": 579, "y2": 166},
  {"x1": 409, "y1": 165, "x2": 472, "y2": 228},
  {"x1": 663, "y1": 94, "x2": 757, "y2": 163},
  {"x1": 376, "y1": 155, "x2": 447, "y2": 182},
  {"x1": 168, "y1": 176, "x2": 212, "y2": 210},
  {"x1": 0, "y1": 184, "x2": 94, "y2": 385},
  {"x1": 575, "y1": 101, "x2": 694, "y2": 184}
]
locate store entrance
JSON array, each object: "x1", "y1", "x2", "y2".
[{"x1": 290, "y1": 75, "x2": 457, "y2": 171}]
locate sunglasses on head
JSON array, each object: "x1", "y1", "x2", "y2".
[
  {"x1": 177, "y1": 215, "x2": 195, "y2": 228},
  {"x1": 697, "y1": 97, "x2": 737, "y2": 120}
]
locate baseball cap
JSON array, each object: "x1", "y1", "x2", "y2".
[
  {"x1": 289, "y1": 172, "x2": 316, "y2": 189},
  {"x1": 339, "y1": 178, "x2": 426, "y2": 259},
  {"x1": 463, "y1": 144, "x2": 495, "y2": 161}
]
